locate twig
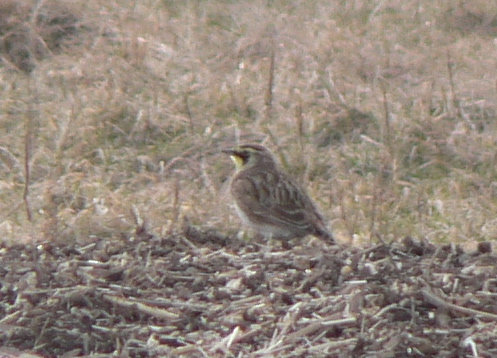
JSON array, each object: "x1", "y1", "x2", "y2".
[
  {"x1": 285, "y1": 317, "x2": 356, "y2": 342},
  {"x1": 23, "y1": 109, "x2": 34, "y2": 223},
  {"x1": 264, "y1": 46, "x2": 276, "y2": 122},
  {"x1": 200, "y1": 157, "x2": 216, "y2": 196},
  {"x1": 102, "y1": 294, "x2": 180, "y2": 319},
  {"x1": 446, "y1": 50, "x2": 460, "y2": 118},
  {"x1": 294, "y1": 89, "x2": 304, "y2": 152},
  {"x1": 421, "y1": 288, "x2": 497, "y2": 321},
  {"x1": 184, "y1": 93, "x2": 194, "y2": 133},
  {"x1": 171, "y1": 345, "x2": 210, "y2": 357},
  {"x1": 324, "y1": 69, "x2": 348, "y2": 107},
  {"x1": 171, "y1": 178, "x2": 180, "y2": 231},
  {"x1": 308, "y1": 338, "x2": 359, "y2": 352},
  {"x1": 380, "y1": 82, "x2": 391, "y2": 149}
]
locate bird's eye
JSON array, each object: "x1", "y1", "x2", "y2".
[{"x1": 239, "y1": 151, "x2": 250, "y2": 163}]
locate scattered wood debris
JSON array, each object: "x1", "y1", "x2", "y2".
[{"x1": 1, "y1": 230, "x2": 497, "y2": 357}]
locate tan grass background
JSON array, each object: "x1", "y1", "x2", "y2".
[{"x1": 1, "y1": 0, "x2": 497, "y2": 248}]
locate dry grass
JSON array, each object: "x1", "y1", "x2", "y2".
[{"x1": 2, "y1": 0, "x2": 497, "y2": 246}]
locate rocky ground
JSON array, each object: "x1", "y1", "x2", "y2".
[{"x1": 1, "y1": 227, "x2": 497, "y2": 358}]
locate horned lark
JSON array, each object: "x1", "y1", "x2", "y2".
[{"x1": 223, "y1": 143, "x2": 335, "y2": 243}]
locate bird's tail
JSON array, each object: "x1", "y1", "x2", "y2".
[{"x1": 315, "y1": 227, "x2": 336, "y2": 244}]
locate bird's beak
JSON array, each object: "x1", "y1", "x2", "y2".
[
  {"x1": 222, "y1": 148, "x2": 237, "y2": 156},
  {"x1": 222, "y1": 148, "x2": 244, "y2": 169}
]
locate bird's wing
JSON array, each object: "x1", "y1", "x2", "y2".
[
  {"x1": 232, "y1": 173, "x2": 312, "y2": 231},
  {"x1": 270, "y1": 176, "x2": 323, "y2": 230},
  {"x1": 231, "y1": 175, "x2": 278, "y2": 223}
]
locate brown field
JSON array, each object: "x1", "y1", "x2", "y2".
[{"x1": 1, "y1": 0, "x2": 497, "y2": 357}]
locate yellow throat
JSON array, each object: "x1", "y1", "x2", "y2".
[{"x1": 230, "y1": 154, "x2": 245, "y2": 171}]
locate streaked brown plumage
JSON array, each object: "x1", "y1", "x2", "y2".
[{"x1": 223, "y1": 143, "x2": 335, "y2": 243}]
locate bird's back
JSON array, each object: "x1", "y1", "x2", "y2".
[{"x1": 231, "y1": 165, "x2": 334, "y2": 242}]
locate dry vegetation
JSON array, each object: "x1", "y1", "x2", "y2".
[
  {"x1": 2, "y1": 0, "x2": 497, "y2": 245},
  {"x1": 1, "y1": 0, "x2": 497, "y2": 357},
  {"x1": 2, "y1": 230, "x2": 497, "y2": 357}
]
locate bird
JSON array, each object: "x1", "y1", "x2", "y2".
[{"x1": 222, "y1": 143, "x2": 335, "y2": 243}]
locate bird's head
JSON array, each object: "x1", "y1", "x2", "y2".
[{"x1": 222, "y1": 143, "x2": 277, "y2": 171}]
